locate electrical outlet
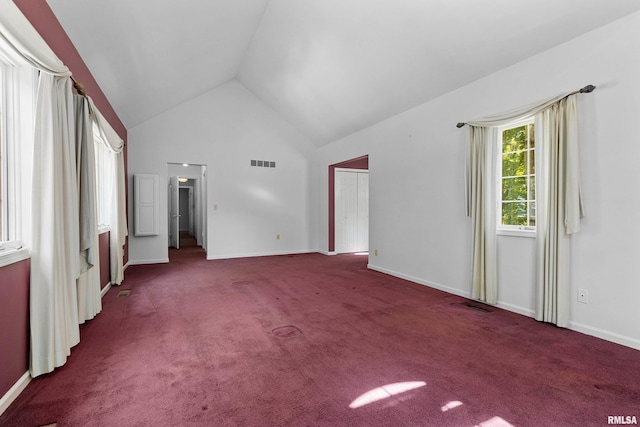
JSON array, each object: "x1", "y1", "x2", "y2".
[
  {"x1": 577, "y1": 289, "x2": 588, "y2": 304},
  {"x1": 213, "y1": 204, "x2": 218, "y2": 211},
  {"x1": 276, "y1": 234, "x2": 280, "y2": 240},
  {"x1": 374, "y1": 249, "x2": 378, "y2": 256}
]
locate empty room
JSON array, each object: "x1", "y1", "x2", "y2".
[{"x1": 1, "y1": 1, "x2": 639, "y2": 426}]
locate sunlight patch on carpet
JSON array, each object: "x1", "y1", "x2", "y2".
[
  {"x1": 475, "y1": 416, "x2": 515, "y2": 427},
  {"x1": 349, "y1": 381, "x2": 426, "y2": 409},
  {"x1": 441, "y1": 400, "x2": 463, "y2": 412}
]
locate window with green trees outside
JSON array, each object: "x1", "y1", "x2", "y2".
[{"x1": 499, "y1": 119, "x2": 535, "y2": 229}]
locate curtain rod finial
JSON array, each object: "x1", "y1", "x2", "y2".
[
  {"x1": 456, "y1": 122, "x2": 466, "y2": 128},
  {"x1": 580, "y1": 84, "x2": 596, "y2": 93}
]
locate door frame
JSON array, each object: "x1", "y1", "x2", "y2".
[{"x1": 328, "y1": 155, "x2": 369, "y2": 253}]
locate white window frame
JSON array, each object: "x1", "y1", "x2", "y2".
[
  {"x1": 0, "y1": 46, "x2": 36, "y2": 265},
  {"x1": 496, "y1": 117, "x2": 536, "y2": 238}
]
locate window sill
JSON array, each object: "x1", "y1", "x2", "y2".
[
  {"x1": 497, "y1": 228, "x2": 536, "y2": 238},
  {"x1": 99, "y1": 224, "x2": 111, "y2": 234},
  {"x1": 0, "y1": 246, "x2": 30, "y2": 268}
]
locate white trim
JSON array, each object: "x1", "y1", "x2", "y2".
[
  {"x1": 0, "y1": 246, "x2": 29, "y2": 268},
  {"x1": 497, "y1": 228, "x2": 536, "y2": 238},
  {"x1": 568, "y1": 321, "x2": 640, "y2": 351},
  {"x1": 495, "y1": 300, "x2": 535, "y2": 317},
  {"x1": 367, "y1": 263, "x2": 471, "y2": 298},
  {"x1": 318, "y1": 250, "x2": 337, "y2": 256},
  {"x1": 127, "y1": 258, "x2": 169, "y2": 265},
  {"x1": 123, "y1": 262, "x2": 130, "y2": 271},
  {"x1": 100, "y1": 282, "x2": 112, "y2": 298},
  {"x1": 0, "y1": 371, "x2": 31, "y2": 416},
  {"x1": 206, "y1": 249, "x2": 314, "y2": 261},
  {"x1": 335, "y1": 167, "x2": 368, "y2": 173}
]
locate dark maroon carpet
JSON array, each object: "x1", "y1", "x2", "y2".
[{"x1": 2, "y1": 248, "x2": 639, "y2": 426}]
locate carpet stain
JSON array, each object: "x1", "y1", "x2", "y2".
[
  {"x1": 272, "y1": 325, "x2": 302, "y2": 338},
  {"x1": 594, "y1": 383, "x2": 640, "y2": 399}
]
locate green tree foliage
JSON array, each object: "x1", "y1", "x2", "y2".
[{"x1": 501, "y1": 123, "x2": 535, "y2": 226}]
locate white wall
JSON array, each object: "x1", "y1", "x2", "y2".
[
  {"x1": 128, "y1": 80, "x2": 316, "y2": 263},
  {"x1": 314, "y1": 12, "x2": 640, "y2": 349}
]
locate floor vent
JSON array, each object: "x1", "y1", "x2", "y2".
[
  {"x1": 463, "y1": 302, "x2": 492, "y2": 313},
  {"x1": 117, "y1": 290, "x2": 132, "y2": 297},
  {"x1": 272, "y1": 325, "x2": 302, "y2": 338}
]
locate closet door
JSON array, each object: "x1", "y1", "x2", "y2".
[{"x1": 335, "y1": 170, "x2": 369, "y2": 253}]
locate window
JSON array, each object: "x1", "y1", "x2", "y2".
[
  {"x1": 497, "y1": 118, "x2": 535, "y2": 233},
  {"x1": 0, "y1": 46, "x2": 36, "y2": 252}
]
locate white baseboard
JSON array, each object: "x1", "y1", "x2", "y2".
[
  {"x1": 123, "y1": 262, "x2": 130, "y2": 271},
  {"x1": 318, "y1": 250, "x2": 337, "y2": 256},
  {"x1": 0, "y1": 371, "x2": 30, "y2": 416},
  {"x1": 206, "y1": 249, "x2": 314, "y2": 261},
  {"x1": 569, "y1": 321, "x2": 640, "y2": 351},
  {"x1": 100, "y1": 282, "x2": 112, "y2": 298},
  {"x1": 367, "y1": 263, "x2": 470, "y2": 298},
  {"x1": 127, "y1": 258, "x2": 169, "y2": 265},
  {"x1": 496, "y1": 301, "x2": 535, "y2": 317}
]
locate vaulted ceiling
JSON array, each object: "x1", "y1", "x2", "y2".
[{"x1": 46, "y1": 0, "x2": 640, "y2": 146}]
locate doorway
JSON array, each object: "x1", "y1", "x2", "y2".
[
  {"x1": 167, "y1": 163, "x2": 207, "y2": 254},
  {"x1": 328, "y1": 155, "x2": 369, "y2": 254},
  {"x1": 335, "y1": 169, "x2": 369, "y2": 253}
]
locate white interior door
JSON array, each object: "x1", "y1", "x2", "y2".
[
  {"x1": 335, "y1": 169, "x2": 369, "y2": 253},
  {"x1": 169, "y1": 176, "x2": 180, "y2": 249},
  {"x1": 188, "y1": 187, "x2": 194, "y2": 235}
]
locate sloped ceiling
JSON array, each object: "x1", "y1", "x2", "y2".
[{"x1": 47, "y1": 0, "x2": 640, "y2": 146}]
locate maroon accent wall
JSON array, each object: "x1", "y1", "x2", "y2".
[
  {"x1": 14, "y1": 0, "x2": 129, "y2": 265},
  {"x1": 99, "y1": 231, "x2": 111, "y2": 289},
  {"x1": 328, "y1": 155, "x2": 369, "y2": 252},
  {"x1": 0, "y1": 259, "x2": 30, "y2": 398}
]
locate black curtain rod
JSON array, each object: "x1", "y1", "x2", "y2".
[{"x1": 455, "y1": 84, "x2": 596, "y2": 128}]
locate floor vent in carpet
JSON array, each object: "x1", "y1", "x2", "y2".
[
  {"x1": 117, "y1": 290, "x2": 131, "y2": 297},
  {"x1": 463, "y1": 302, "x2": 492, "y2": 313},
  {"x1": 272, "y1": 325, "x2": 302, "y2": 338}
]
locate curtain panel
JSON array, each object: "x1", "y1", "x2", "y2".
[
  {"x1": 535, "y1": 95, "x2": 583, "y2": 327},
  {"x1": 466, "y1": 126, "x2": 498, "y2": 304},
  {"x1": 89, "y1": 98, "x2": 128, "y2": 285},
  {"x1": 75, "y1": 95, "x2": 102, "y2": 324}
]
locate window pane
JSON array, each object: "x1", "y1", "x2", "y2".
[
  {"x1": 502, "y1": 125, "x2": 527, "y2": 152},
  {"x1": 527, "y1": 149, "x2": 535, "y2": 174},
  {"x1": 528, "y1": 123, "x2": 535, "y2": 149},
  {"x1": 502, "y1": 177, "x2": 527, "y2": 201},
  {"x1": 529, "y1": 202, "x2": 536, "y2": 226},
  {"x1": 502, "y1": 151, "x2": 525, "y2": 177},
  {"x1": 530, "y1": 177, "x2": 535, "y2": 200},
  {"x1": 502, "y1": 202, "x2": 528, "y2": 226}
]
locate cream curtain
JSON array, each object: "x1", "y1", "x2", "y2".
[
  {"x1": 466, "y1": 126, "x2": 498, "y2": 303},
  {"x1": 30, "y1": 73, "x2": 80, "y2": 376},
  {"x1": 464, "y1": 90, "x2": 583, "y2": 313},
  {"x1": 75, "y1": 95, "x2": 102, "y2": 324},
  {"x1": 89, "y1": 98, "x2": 128, "y2": 285},
  {"x1": 535, "y1": 95, "x2": 583, "y2": 327}
]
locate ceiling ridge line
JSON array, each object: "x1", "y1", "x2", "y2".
[{"x1": 234, "y1": 0, "x2": 273, "y2": 81}]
